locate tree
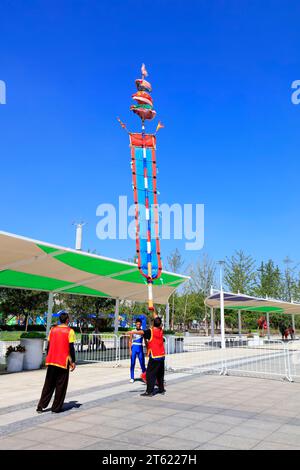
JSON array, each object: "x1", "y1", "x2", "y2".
[
  {"x1": 188, "y1": 253, "x2": 216, "y2": 296},
  {"x1": 282, "y1": 257, "x2": 298, "y2": 302},
  {"x1": 57, "y1": 294, "x2": 115, "y2": 331},
  {"x1": 0, "y1": 288, "x2": 48, "y2": 330},
  {"x1": 254, "y1": 260, "x2": 283, "y2": 299},
  {"x1": 224, "y1": 250, "x2": 256, "y2": 294}
]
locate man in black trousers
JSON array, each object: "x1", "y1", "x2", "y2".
[{"x1": 37, "y1": 312, "x2": 76, "y2": 413}]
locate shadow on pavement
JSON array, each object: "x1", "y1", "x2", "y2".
[{"x1": 61, "y1": 401, "x2": 82, "y2": 412}]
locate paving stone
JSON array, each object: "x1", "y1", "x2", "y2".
[
  {"x1": 101, "y1": 408, "x2": 138, "y2": 418},
  {"x1": 157, "y1": 415, "x2": 196, "y2": 428},
  {"x1": 81, "y1": 425, "x2": 128, "y2": 439},
  {"x1": 48, "y1": 433, "x2": 100, "y2": 449},
  {"x1": 102, "y1": 417, "x2": 142, "y2": 430},
  {"x1": 253, "y1": 441, "x2": 300, "y2": 450},
  {"x1": 0, "y1": 437, "x2": 37, "y2": 450},
  {"x1": 193, "y1": 420, "x2": 234, "y2": 434},
  {"x1": 244, "y1": 419, "x2": 282, "y2": 431},
  {"x1": 134, "y1": 422, "x2": 187, "y2": 436},
  {"x1": 278, "y1": 424, "x2": 300, "y2": 435},
  {"x1": 225, "y1": 425, "x2": 274, "y2": 440},
  {"x1": 205, "y1": 414, "x2": 247, "y2": 426},
  {"x1": 43, "y1": 419, "x2": 93, "y2": 433},
  {"x1": 153, "y1": 436, "x2": 199, "y2": 450},
  {"x1": 83, "y1": 439, "x2": 145, "y2": 450},
  {"x1": 208, "y1": 434, "x2": 260, "y2": 450},
  {"x1": 24, "y1": 442, "x2": 69, "y2": 450},
  {"x1": 70, "y1": 413, "x2": 116, "y2": 425},
  {"x1": 172, "y1": 427, "x2": 219, "y2": 444},
  {"x1": 197, "y1": 443, "x2": 236, "y2": 450},
  {"x1": 109, "y1": 430, "x2": 161, "y2": 446},
  {"x1": 10, "y1": 427, "x2": 67, "y2": 443},
  {"x1": 3, "y1": 365, "x2": 300, "y2": 451},
  {"x1": 173, "y1": 410, "x2": 213, "y2": 421},
  {"x1": 266, "y1": 431, "x2": 300, "y2": 446}
]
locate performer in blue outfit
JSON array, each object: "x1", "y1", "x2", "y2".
[{"x1": 129, "y1": 318, "x2": 146, "y2": 383}]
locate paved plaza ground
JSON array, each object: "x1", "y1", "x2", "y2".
[{"x1": 1, "y1": 364, "x2": 300, "y2": 450}]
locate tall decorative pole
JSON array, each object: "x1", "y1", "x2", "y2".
[{"x1": 119, "y1": 64, "x2": 163, "y2": 311}]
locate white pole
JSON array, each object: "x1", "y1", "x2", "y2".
[
  {"x1": 75, "y1": 224, "x2": 83, "y2": 250},
  {"x1": 291, "y1": 299, "x2": 296, "y2": 335},
  {"x1": 73, "y1": 222, "x2": 86, "y2": 251},
  {"x1": 165, "y1": 302, "x2": 170, "y2": 330},
  {"x1": 238, "y1": 309, "x2": 242, "y2": 339},
  {"x1": 114, "y1": 298, "x2": 120, "y2": 334},
  {"x1": 46, "y1": 292, "x2": 54, "y2": 338},
  {"x1": 210, "y1": 307, "x2": 215, "y2": 341},
  {"x1": 218, "y1": 261, "x2": 226, "y2": 349},
  {"x1": 266, "y1": 312, "x2": 270, "y2": 340},
  {"x1": 292, "y1": 314, "x2": 296, "y2": 334}
]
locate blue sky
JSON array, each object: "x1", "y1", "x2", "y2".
[{"x1": 1, "y1": 0, "x2": 299, "y2": 273}]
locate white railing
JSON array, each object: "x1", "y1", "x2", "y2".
[
  {"x1": 219, "y1": 340, "x2": 292, "y2": 381},
  {"x1": 74, "y1": 334, "x2": 119, "y2": 366},
  {"x1": 285, "y1": 341, "x2": 300, "y2": 382},
  {"x1": 2, "y1": 333, "x2": 300, "y2": 383},
  {"x1": 164, "y1": 336, "x2": 297, "y2": 382}
]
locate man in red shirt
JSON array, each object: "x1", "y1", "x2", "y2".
[{"x1": 36, "y1": 311, "x2": 76, "y2": 413}]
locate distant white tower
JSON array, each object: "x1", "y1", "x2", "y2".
[{"x1": 73, "y1": 222, "x2": 86, "y2": 250}]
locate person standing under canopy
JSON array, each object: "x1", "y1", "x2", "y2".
[{"x1": 36, "y1": 311, "x2": 76, "y2": 413}]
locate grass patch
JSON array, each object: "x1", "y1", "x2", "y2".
[{"x1": 0, "y1": 331, "x2": 23, "y2": 341}]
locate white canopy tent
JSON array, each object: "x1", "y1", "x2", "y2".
[
  {"x1": 205, "y1": 289, "x2": 300, "y2": 347},
  {"x1": 0, "y1": 231, "x2": 189, "y2": 334}
]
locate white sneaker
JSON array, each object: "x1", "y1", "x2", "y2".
[{"x1": 129, "y1": 379, "x2": 134, "y2": 383}]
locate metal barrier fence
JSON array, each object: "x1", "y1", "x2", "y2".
[
  {"x1": 164, "y1": 336, "x2": 300, "y2": 382},
  {"x1": 75, "y1": 334, "x2": 119, "y2": 366},
  {"x1": 219, "y1": 340, "x2": 293, "y2": 381},
  {"x1": 2, "y1": 334, "x2": 300, "y2": 383},
  {"x1": 286, "y1": 341, "x2": 300, "y2": 383}
]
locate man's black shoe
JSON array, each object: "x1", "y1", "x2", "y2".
[
  {"x1": 157, "y1": 390, "x2": 166, "y2": 394},
  {"x1": 140, "y1": 392, "x2": 154, "y2": 397}
]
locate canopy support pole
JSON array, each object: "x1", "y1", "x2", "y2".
[
  {"x1": 210, "y1": 307, "x2": 215, "y2": 341},
  {"x1": 220, "y1": 289, "x2": 225, "y2": 349},
  {"x1": 266, "y1": 312, "x2": 270, "y2": 340},
  {"x1": 292, "y1": 314, "x2": 296, "y2": 334},
  {"x1": 114, "y1": 298, "x2": 120, "y2": 334},
  {"x1": 238, "y1": 310, "x2": 242, "y2": 339},
  {"x1": 165, "y1": 302, "x2": 170, "y2": 330},
  {"x1": 46, "y1": 292, "x2": 54, "y2": 338}
]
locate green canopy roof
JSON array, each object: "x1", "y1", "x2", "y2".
[
  {"x1": 0, "y1": 231, "x2": 189, "y2": 304},
  {"x1": 205, "y1": 291, "x2": 300, "y2": 315}
]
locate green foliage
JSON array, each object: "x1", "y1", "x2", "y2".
[
  {"x1": 254, "y1": 260, "x2": 283, "y2": 298},
  {"x1": 0, "y1": 288, "x2": 48, "y2": 327},
  {"x1": 20, "y1": 331, "x2": 46, "y2": 339},
  {"x1": 224, "y1": 250, "x2": 256, "y2": 294},
  {"x1": 0, "y1": 331, "x2": 23, "y2": 341}
]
